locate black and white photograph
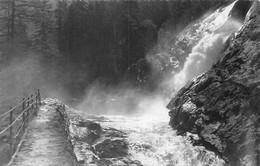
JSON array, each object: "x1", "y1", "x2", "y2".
[{"x1": 0, "y1": 0, "x2": 259, "y2": 165}]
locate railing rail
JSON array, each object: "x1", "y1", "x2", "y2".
[
  {"x1": 0, "y1": 96, "x2": 36, "y2": 119},
  {"x1": 0, "y1": 89, "x2": 41, "y2": 156}
]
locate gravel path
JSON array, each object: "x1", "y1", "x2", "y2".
[{"x1": 10, "y1": 104, "x2": 78, "y2": 166}]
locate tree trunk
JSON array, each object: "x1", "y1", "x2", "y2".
[{"x1": 10, "y1": 0, "x2": 15, "y2": 39}]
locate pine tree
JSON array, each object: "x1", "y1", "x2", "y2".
[
  {"x1": 0, "y1": 0, "x2": 31, "y2": 63},
  {"x1": 29, "y1": 0, "x2": 55, "y2": 51},
  {"x1": 56, "y1": 0, "x2": 68, "y2": 51}
]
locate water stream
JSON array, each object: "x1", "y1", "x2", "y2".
[{"x1": 96, "y1": 114, "x2": 225, "y2": 166}]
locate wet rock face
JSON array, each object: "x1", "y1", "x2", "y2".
[
  {"x1": 229, "y1": 0, "x2": 252, "y2": 21},
  {"x1": 70, "y1": 120, "x2": 102, "y2": 144},
  {"x1": 95, "y1": 139, "x2": 128, "y2": 158},
  {"x1": 167, "y1": 1, "x2": 260, "y2": 166}
]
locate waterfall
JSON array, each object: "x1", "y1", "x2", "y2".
[{"x1": 173, "y1": 19, "x2": 242, "y2": 91}]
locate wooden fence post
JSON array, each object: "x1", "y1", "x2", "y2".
[
  {"x1": 22, "y1": 98, "x2": 25, "y2": 131},
  {"x1": 35, "y1": 92, "x2": 38, "y2": 107},
  {"x1": 27, "y1": 97, "x2": 30, "y2": 123},
  {"x1": 38, "y1": 89, "x2": 41, "y2": 106},
  {"x1": 9, "y1": 107, "x2": 13, "y2": 155},
  {"x1": 34, "y1": 92, "x2": 38, "y2": 115},
  {"x1": 31, "y1": 95, "x2": 33, "y2": 109}
]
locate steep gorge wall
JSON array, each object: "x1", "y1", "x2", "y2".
[{"x1": 167, "y1": 1, "x2": 260, "y2": 166}]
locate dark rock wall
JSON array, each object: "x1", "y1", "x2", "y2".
[{"x1": 167, "y1": 1, "x2": 260, "y2": 165}]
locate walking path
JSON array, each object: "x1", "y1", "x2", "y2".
[{"x1": 10, "y1": 104, "x2": 78, "y2": 166}]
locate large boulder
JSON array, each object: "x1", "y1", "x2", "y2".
[
  {"x1": 167, "y1": 1, "x2": 260, "y2": 166},
  {"x1": 95, "y1": 139, "x2": 128, "y2": 158}
]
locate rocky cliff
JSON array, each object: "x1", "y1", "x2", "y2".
[{"x1": 167, "y1": 1, "x2": 260, "y2": 165}]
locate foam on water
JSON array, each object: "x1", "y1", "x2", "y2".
[
  {"x1": 101, "y1": 114, "x2": 225, "y2": 166},
  {"x1": 172, "y1": 18, "x2": 242, "y2": 91}
]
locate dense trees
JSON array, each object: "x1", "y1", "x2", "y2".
[
  {"x1": 0, "y1": 0, "x2": 233, "y2": 100},
  {"x1": 0, "y1": 0, "x2": 31, "y2": 63},
  {"x1": 29, "y1": 0, "x2": 55, "y2": 51}
]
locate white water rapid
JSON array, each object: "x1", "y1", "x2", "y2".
[{"x1": 99, "y1": 114, "x2": 225, "y2": 166}]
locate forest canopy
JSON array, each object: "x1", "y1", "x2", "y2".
[{"x1": 0, "y1": 0, "x2": 233, "y2": 107}]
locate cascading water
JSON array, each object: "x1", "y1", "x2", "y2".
[
  {"x1": 100, "y1": 114, "x2": 225, "y2": 166},
  {"x1": 151, "y1": 0, "x2": 243, "y2": 94},
  {"x1": 173, "y1": 28, "x2": 240, "y2": 91},
  {"x1": 74, "y1": 1, "x2": 245, "y2": 165}
]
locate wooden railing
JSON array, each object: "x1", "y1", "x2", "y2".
[{"x1": 0, "y1": 89, "x2": 41, "y2": 156}]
